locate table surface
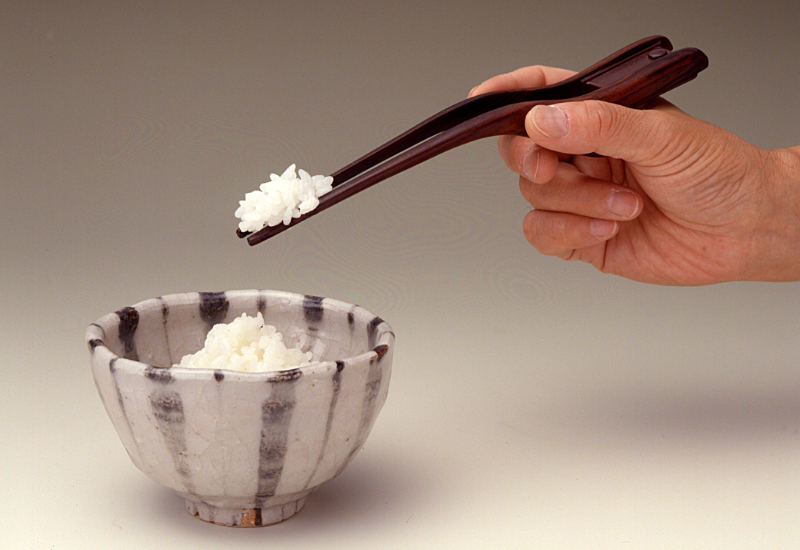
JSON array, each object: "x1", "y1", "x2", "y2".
[{"x1": 4, "y1": 2, "x2": 800, "y2": 549}]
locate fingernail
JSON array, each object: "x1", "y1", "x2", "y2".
[
  {"x1": 468, "y1": 85, "x2": 479, "y2": 97},
  {"x1": 521, "y1": 148, "x2": 540, "y2": 182},
  {"x1": 608, "y1": 189, "x2": 639, "y2": 218},
  {"x1": 590, "y1": 218, "x2": 617, "y2": 238},
  {"x1": 531, "y1": 104, "x2": 569, "y2": 138}
]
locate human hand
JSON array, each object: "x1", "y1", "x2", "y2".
[{"x1": 470, "y1": 66, "x2": 800, "y2": 285}]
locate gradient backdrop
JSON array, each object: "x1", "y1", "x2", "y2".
[{"x1": 3, "y1": 1, "x2": 800, "y2": 548}]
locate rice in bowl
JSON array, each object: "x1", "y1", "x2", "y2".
[{"x1": 175, "y1": 312, "x2": 312, "y2": 373}]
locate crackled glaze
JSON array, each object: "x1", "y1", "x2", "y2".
[{"x1": 86, "y1": 290, "x2": 394, "y2": 527}]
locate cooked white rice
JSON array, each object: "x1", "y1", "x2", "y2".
[
  {"x1": 235, "y1": 164, "x2": 333, "y2": 233},
  {"x1": 174, "y1": 312, "x2": 312, "y2": 373}
]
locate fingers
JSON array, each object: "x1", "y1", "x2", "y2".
[
  {"x1": 524, "y1": 100, "x2": 680, "y2": 164},
  {"x1": 497, "y1": 136, "x2": 562, "y2": 184},
  {"x1": 499, "y1": 135, "x2": 626, "y2": 184},
  {"x1": 522, "y1": 210, "x2": 618, "y2": 259},
  {"x1": 473, "y1": 66, "x2": 680, "y2": 261},
  {"x1": 517, "y1": 161, "x2": 642, "y2": 258},
  {"x1": 469, "y1": 65, "x2": 576, "y2": 97},
  {"x1": 519, "y1": 167, "x2": 642, "y2": 221}
]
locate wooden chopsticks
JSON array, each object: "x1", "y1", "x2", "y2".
[{"x1": 239, "y1": 36, "x2": 708, "y2": 246}]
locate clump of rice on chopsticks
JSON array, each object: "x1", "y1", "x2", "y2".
[{"x1": 235, "y1": 164, "x2": 333, "y2": 233}]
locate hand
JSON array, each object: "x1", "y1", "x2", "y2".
[{"x1": 470, "y1": 66, "x2": 800, "y2": 285}]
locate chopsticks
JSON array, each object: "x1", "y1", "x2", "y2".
[{"x1": 239, "y1": 36, "x2": 708, "y2": 246}]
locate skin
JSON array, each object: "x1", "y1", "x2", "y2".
[{"x1": 469, "y1": 66, "x2": 800, "y2": 285}]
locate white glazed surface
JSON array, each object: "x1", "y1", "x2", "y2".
[{"x1": 86, "y1": 290, "x2": 394, "y2": 527}]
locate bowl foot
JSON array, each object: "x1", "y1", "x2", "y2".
[{"x1": 185, "y1": 497, "x2": 307, "y2": 527}]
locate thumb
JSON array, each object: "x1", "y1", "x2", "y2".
[{"x1": 525, "y1": 100, "x2": 674, "y2": 164}]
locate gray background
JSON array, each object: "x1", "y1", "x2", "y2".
[{"x1": 3, "y1": 1, "x2": 800, "y2": 548}]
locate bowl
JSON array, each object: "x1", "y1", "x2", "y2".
[{"x1": 86, "y1": 289, "x2": 394, "y2": 527}]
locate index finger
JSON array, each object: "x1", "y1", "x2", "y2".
[{"x1": 469, "y1": 65, "x2": 577, "y2": 97}]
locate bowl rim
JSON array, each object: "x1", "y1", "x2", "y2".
[{"x1": 85, "y1": 289, "x2": 394, "y2": 381}]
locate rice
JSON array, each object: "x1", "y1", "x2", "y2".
[
  {"x1": 235, "y1": 164, "x2": 333, "y2": 233},
  {"x1": 174, "y1": 312, "x2": 312, "y2": 373}
]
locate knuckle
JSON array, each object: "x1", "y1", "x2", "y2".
[
  {"x1": 519, "y1": 178, "x2": 552, "y2": 209},
  {"x1": 523, "y1": 210, "x2": 607, "y2": 258},
  {"x1": 584, "y1": 100, "x2": 621, "y2": 144},
  {"x1": 511, "y1": 65, "x2": 547, "y2": 88},
  {"x1": 523, "y1": 211, "x2": 570, "y2": 256},
  {"x1": 499, "y1": 135, "x2": 534, "y2": 175}
]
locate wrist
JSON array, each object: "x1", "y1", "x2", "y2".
[{"x1": 747, "y1": 146, "x2": 800, "y2": 281}]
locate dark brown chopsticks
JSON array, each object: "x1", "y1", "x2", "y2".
[{"x1": 239, "y1": 36, "x2": 708, "y2": 246}]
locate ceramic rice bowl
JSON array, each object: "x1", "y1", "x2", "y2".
[{"x1": 86, "y1": 290, "x2": 394, "y2": 527}]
